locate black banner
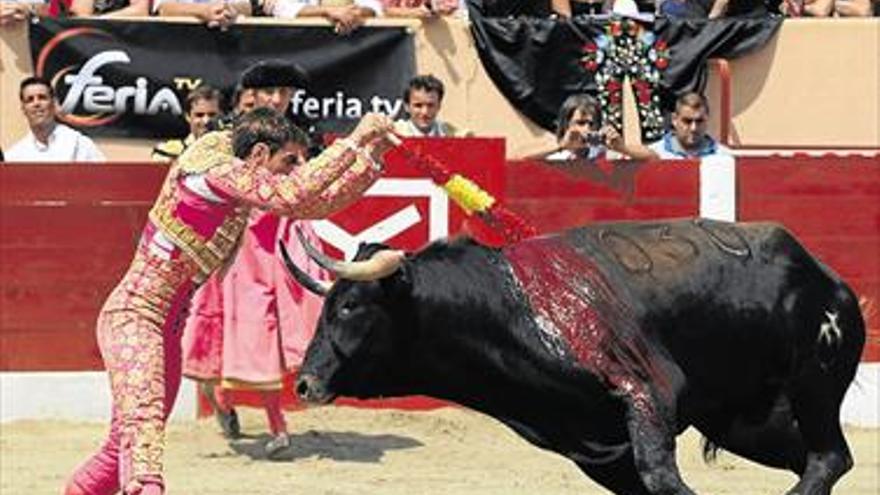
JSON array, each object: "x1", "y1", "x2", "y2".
[
  {"x1": 28, "y1": 18, "x2": 415, "y2": 139},
  {"x1": 467, "y1": 1, "x2": 782, "y2": 141}
]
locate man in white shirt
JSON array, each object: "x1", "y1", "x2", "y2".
[
  {"x1": 5, "y1": 76, "x2": 105, "y2": 163},
  {"x1": 393, "y1": 74, "x2": 468, "y2": 138}
]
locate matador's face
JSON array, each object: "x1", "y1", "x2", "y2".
[{"x1": 263, "y1": 141, "x2": 307, "y2": 175}]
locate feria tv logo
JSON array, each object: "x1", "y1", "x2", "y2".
[{"x1": 36, "y1": 27, "x2": 182, "y2": 127}]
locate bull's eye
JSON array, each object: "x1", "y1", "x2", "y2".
[{"x1": 338, "y1": 302, "x2": 356, "y2": 318}]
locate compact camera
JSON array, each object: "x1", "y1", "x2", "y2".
[{"x1": 583, "y1": 131, "x2": 604, "y2": 147}]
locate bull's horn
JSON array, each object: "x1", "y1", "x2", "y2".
[
  {"x1": 296, "y1": 227, "x2": 405, "y2": 281},
  {"x1": 278, "y1": 240, "x2": 331, "y2": 297}
]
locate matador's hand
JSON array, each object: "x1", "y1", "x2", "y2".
[{"x1": 349, "y1": 112, "x2": 394, "y2": 148}]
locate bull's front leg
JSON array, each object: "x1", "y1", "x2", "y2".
[{"x1": 623, "y1": 382, "x2": 696, "y2": 495}]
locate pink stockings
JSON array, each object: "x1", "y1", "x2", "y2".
[
  {"x1": 65, "y1": 264, "x2": 192, "y2": 495},
  {"x1": 213, "y1": 386, "x2": 287, "y2": 435},
  {"x1": 260, "y1": 390, "x2": 287, "y2": 436}
]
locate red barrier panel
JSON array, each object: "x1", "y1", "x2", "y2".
[
  {"x1": 1, "y1": 164, "x2": 167, "y2": 371},
  {"x1": 737, "y1": 156, "x2": 880, "y2": 362},
  {"x1": 506, "y1": 159, "x2": 701, "y2": 232},
  {"x1": 3, "y1": 152, "x2": 877, "y2": 412}
]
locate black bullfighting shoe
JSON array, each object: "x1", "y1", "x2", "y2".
[{"x1": 216, "y1": 408, "x2": 241, "y2": 439}]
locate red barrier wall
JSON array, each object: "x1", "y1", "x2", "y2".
[{"x1": 2, "y1": 152, "x2": 877, "y2": 404}]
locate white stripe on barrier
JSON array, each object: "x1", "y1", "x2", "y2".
[
  {"x1": 1, "y1": 365, "x2": 875, "y2": 426},
  {"x1": 841, "y1": 362, "x2": 879, "y2": 427},
  {"x1": 699, "y1": 155, "x2": 737, "y2": 222},
  {"x1": 0, "y1": 371, "x2": 196, "y2": 423}
]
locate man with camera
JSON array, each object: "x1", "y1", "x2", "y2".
[{"x1": 546, "y1": 93, "x2": 657, "y2": 162}]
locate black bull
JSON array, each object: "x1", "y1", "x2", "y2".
[{"x1": 283, "y1": 219, "x2": 865, "y2": 495}]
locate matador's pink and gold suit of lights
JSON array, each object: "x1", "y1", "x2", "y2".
[{"x1": 65, "y1": 131, "x2": 380, "y2": 495}]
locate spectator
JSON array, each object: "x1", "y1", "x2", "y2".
[
  {"x1": 648, "y1": 92, "x2": 731, "y2": 159},
  {"x1": 552, "y1": 0, "x2": 612, "y2": 17},
  {"x1": 205, "y1": 84, "x2": 260, "y2": 135},
  {"x1": 232, "y1": 85, "x2": 257, "y2": 114},
  {"x1": 779, "y1": 0, "x2": 871, "y2": 18},
  {"x1": 152, "y1": 85, "x2": 223, "y2": 162},
  {"x1": 270, "y1": 0, "x2": 382, "y2": 34},
  {"x1": 660, "y1": 0, "x2": 777, "y2": 17},
  {"x1": 546, "y1": 93, "x2": 657, "y2": 161},
  {"x1": 381, "y1": 0, "x2": 459, "y2": 18},
  {"x1": 394, "y1": 74, "x2": 467, "y2": 137},
  {"x1": 6, "y1": 76, "x2": 105, "y2": 163},
  {"x1": 70, "y1": 0, "x2": 149, "y2": 16},
  {"x1": 779, "y1": 0, "x2": 827, "y2": 15},
  {"x1": 0, "y1": 0, "x2": 45, "y2": 25},
  {"x1": 243, "y1": 59, "x2": 310, "y2": 117},
  {"x1": 153, "y1": 0, "x2": 253, "y2": 29},
  {"x1": 832, "y1": 0, "x2": 873, "y2": 15}
]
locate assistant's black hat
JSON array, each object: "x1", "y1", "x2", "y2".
[{"x1": 239, "y1": 59, "x2": 310, "y2": 90}]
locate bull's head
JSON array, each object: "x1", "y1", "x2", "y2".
[{"x1": 280, "y1": 230, "x2": 411, "y2": 404}]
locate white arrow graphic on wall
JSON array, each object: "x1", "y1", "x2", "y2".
[{"x1": 313, "y1": 178, "x2": 449, "y2": 259}]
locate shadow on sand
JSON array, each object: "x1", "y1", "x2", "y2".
[{"x1": 228, "y1": 430, "x2": 423, "y2": 463}]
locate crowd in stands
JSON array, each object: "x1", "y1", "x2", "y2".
[
  {"x1": 1, "y1": 70, "x2": 728, "y2": 165},
  {"x1": 0, "y1": 0, "x2": 469, "y2": 26},
  {"x1": 0, "y1": 0, "x2": 876, "y2": 161},
  {"x1": 2, "y1": 0, "x2": 878, "y2": 25},
  {"x1": 546, "y1": 0, "x2": 878, "y2": 17}
]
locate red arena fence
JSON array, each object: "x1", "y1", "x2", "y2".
[{"x1": 1, "y1": 142, "x2": 877, "y2": 422}]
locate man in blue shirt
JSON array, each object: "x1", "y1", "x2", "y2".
[{"x1": 649, "y1": 91, "x2": 731, "y2": 159}]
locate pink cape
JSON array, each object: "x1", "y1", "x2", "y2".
[{"x1": 181, "y1": 214, "x2": 328, "y2": 387}]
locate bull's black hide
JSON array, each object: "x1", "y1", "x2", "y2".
[{"x1": 288, "y1": 219, "x2": 864, "y2": 495}]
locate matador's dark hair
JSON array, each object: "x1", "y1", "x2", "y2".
[{"x1": 232, "y1": 107, "x2": 309, "y2": 159}]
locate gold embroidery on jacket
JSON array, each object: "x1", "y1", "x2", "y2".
[{"x1": 147, "y1": 130, "x2": 248, "y2": 282}]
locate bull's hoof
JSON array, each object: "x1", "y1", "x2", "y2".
[{"x1": 784, "y1": 481, "x2": 830, "y2": 495}]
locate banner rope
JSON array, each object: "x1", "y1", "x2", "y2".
[{"x1": 388, "y1": 134, "x2": 538, "y2": 244}]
